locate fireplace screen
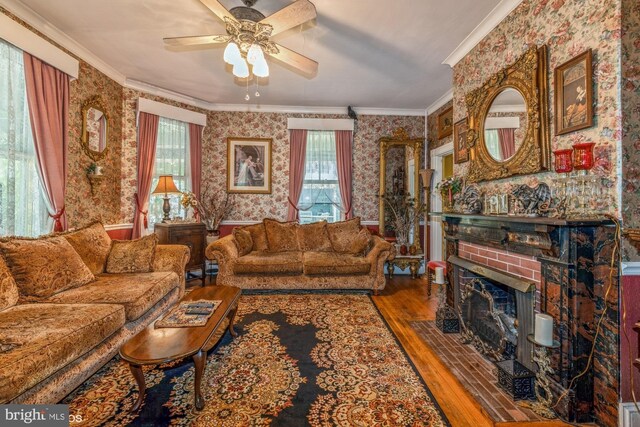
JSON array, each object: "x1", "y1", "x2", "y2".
[{"x1": 459, "y1": 278, "x2": 517, "y2": 361}]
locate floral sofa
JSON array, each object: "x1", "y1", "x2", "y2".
[
  {"x1": 0, "y1": 222, "x2": 189, "y2": 404},
  {"x1": 206, "y1": 217, "x2": 394, "y2": 293}
]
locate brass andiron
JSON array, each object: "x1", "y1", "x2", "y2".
[{"x1": 519, "y1": 334, "x2": 560, "y2": 419}]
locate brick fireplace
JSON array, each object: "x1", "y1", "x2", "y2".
[{"x1": 442, "y1": 213, "x2": 619, "y2": 426}]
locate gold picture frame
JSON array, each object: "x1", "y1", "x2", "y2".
[
  {"x1": 226, "y1": 137, "x2": 272, "y2": 194},
  {"x1": 437, "y1": 106, "x2": 454, "y2": 139},
  {"x1": 554, "y1": 49, "x2": 593, "y2": 135},
  {"x1": 453, "y1": 118, "x2": 469, "y2": 164}
]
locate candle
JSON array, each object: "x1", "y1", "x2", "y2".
[
  {"x1": 434, "y1": 267, "x2": 445, "y2": 284},
  {"x1": 535, "y1": 313, "x2": 554, "y2": 347}
]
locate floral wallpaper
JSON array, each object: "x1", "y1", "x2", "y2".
[
  {"x1": 451, "y1": 0, "x2": 622, "y2": 219},
  {"x1": 622, "y1": 0, "x2": 640, "y2": 260},
  {"x1": 426, "y1": 101, "x2": 454, "y2": 167},
  {"x1": 118, "y1": 93, "x2": 424, "y2": 223},
  {"x1": 0, "y1": 7, "x2": 124, "y2": 229}
]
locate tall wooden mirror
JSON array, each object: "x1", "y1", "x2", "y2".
[{"x1": 379, "y1": 128, "x2": 424, "y2": 251}]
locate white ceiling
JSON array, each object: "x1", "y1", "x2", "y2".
[{"x1": 14, "y1": 0, "x2": 502, "y2": 110}]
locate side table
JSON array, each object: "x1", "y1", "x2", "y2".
[
  {"x1": 387, "y1": 254, "x2": 424, "y2": 279},
  {"x1": 155, "y1": 222, "x2": 207, "y2": 285}
]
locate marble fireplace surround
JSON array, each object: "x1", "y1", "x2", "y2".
[{"x1": 442, "y1": 213, "x2": 619, "y2": 426}]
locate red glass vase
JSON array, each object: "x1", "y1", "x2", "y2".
[
  {"x1": 553, "y1": 149, "x2": 573, "y2": 174},
  {"x1": 573, "y1": 142, "x2": 596, "y2": 171}
]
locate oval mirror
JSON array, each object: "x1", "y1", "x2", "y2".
[
  {"x1": 81, "y1": 96, "x2": 109, "y2": 161},
  {"x1": 483, "y1": 88, "x2": 527, "y2": 162}
]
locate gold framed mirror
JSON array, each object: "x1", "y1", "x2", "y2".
[
  {"x1": 465, "y1": 45, "x2": 550, "y2": 182},
  {"x1": 81, "y1": 95, "x2": 109, "y2": 161},
  {"x1": 379, "y1": 128, "x2": 424, "y2": 251}
]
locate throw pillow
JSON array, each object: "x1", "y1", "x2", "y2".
[
  {"x1": 349, "y1": 227, "x2": 373, "y2": 256},
  {"x1": 297, "y1": 220, "x2": 333, "y2": 252},
  {"x1": 106, "y1": 234, "x2": 158, "y2": 274},
  {"x1": 62, "y1": 221, "x2": 112, "y2": 275},
  {"x1": 0, "y1": 236, "x2": 95, "y2": 299},
  {"x1": 233, "y1": 228, "x2": 253, "y2": 257},
  {"x1": 242, "y1": 223, "x2": 269, "y2": 252},
  {"x1": 0, "y1": 255, "x2": 19, "y2": 311},
  {"x1": 327, "y1": 217, "x2": 362, "y2": 253},
  {"x1": 264, "y1": 218, "x2": 300, "y2": 252}
]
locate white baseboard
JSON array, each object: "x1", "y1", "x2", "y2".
[{"x1": 620, "y1": 402, "x2": 640, "y2": 427}]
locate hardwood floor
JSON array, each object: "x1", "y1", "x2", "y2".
[{"x1": 372, "y1": 276, "x2": 571, "y2": 427}]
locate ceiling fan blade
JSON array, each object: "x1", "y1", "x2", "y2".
[
  {"x1": 269, "y1": 44, "x2": 318, "y2": 76},
  {"x1": 199, "y1": 0, "x2": 238, "y2": 24},
  {"x1": 163, "y1": 34, "x2": 230, "y2": 46},
  {"x1": 260, "y1": 0, "x2": 316, "y2": 37}
]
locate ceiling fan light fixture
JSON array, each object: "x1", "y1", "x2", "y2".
[
  {"x1": 223, "y1": 42, "x2": 241, "y2": 65},
  {"x1": 252, "y1": 56, "x2": 269, "y2": 77},
  {"x1": 247, "y1": 43, "x2": 264, "y2": 65},
  {"x1": 233, "y1": 57, "x2": 250, "y2": 78}
]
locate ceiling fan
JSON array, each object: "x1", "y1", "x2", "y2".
[{"x1": 164, "y1": 0, "x2": 318, "y2": 78}]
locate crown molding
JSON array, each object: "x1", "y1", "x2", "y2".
[
  {"x1": 126, "y1": 79, "x2": 425, "y2": 116},
  {"x1": 442, "y1": 0, "x2": 523, "y2": 68},
  {"x1": 621, "y1": 262, "x2": 640, "y2": 276},
  {"x1": 426, "y1": 89, "x2": 453, "y2": 116},
  {"x1": 0, "y1": 0, "x2": 126, "y2": 84}
]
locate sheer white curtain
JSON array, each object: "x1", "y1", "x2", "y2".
[
  {"x1": 148, "y1": 117, "x2": 191, "y2": 228},
  {"x1": 0, "y1": 39, "x2": 49, "y2": 237},
  {"x1": 298, "y1": 131, "x2": 343, "y2": 224},
  {"x1": 485, "y1": 129, "x2": 502, "y2": 160}
]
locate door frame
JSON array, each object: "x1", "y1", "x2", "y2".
[{"x1": 429, "y1": 142, "x2": 454, "y2": 262}]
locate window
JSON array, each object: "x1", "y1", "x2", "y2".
[
  {"x1": 148, "y1": 117, "x2": 190, "y2": 228},
  {"x1": 0, "y1": 39, "x2": 49, "y2": 237},
  {"x1": 298, "y1": 131, "x2": 342, "y2": 224}
]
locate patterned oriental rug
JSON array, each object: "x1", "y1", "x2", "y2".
[{"x1": 63, "y1": 293, "x2": 449, "y2": 426}]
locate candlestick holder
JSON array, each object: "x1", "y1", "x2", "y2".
[{"x1": 519, "y1": 334, "x2": 560, "y2": 419}]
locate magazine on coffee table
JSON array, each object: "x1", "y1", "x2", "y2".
[{"x1": 156, "y1": 299, "x2": 222, "y2": 328}]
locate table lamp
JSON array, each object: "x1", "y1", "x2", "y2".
[{"x1": 152, "y1": 175, "x2": 180, "y2": 222}]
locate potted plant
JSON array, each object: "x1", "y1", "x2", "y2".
[
  {"x1": 381, "y1": 194, "x2": 427, "y2": 253},
  {"x1": 196, "y1": 187, "x2": 234, "y2": 243},
  {"x1": 436, "y1": 176, "x2": 463, "y2": 212}
]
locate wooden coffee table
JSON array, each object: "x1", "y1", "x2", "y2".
[{"x1": 119, "y1": 285, "x2": 241, "y2": 412}]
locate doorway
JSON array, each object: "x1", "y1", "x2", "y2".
[{"x1": 429, "y1": 142, "x2": 453, "y2": 262}]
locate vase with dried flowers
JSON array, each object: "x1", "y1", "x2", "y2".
[
  {"x1": 180, "y1": 191, "x2": 198, "y2": 221},
  {"x1": 196, "y1": 187, "x2": 234, "y2": 238},
  {"x1": 381, "y1": 194, "x2": 427, "y2": 250},
  {"x1": 436, "y1": 176, "x2": 463, "y2": 212}
]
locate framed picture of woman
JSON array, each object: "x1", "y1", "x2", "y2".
[
  {"x1": 437, "y1": 106, "x2": 454, "y2": 139},
  {"x1": 227, "y1": 137, "x2": 272, "y2": 194},
  {"x1": 554, "y1": 49, "x2": 593, "y2": 135}
]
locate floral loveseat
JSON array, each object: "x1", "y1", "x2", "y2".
[
  {"x1": 206, "y1": 217, "x2": 394, "y2": 293},
  {"x1": 0, "y1": 222, "x2": 189, "y2": 404}
]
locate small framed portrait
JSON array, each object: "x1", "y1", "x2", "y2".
[
  {"x1": 554, "y1": 49, "x2": 593, "y2": 135},
  {"x1": 227, "y1": 137, "x2": 272, "y2": 194},
  {"x1": 453, "y1": 118, "x2": 469, "y2": 164},
  {"x1": 437, "y1": 106, "x2": 454, "y2": 139}
]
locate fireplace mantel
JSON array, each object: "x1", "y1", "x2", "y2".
[{"x1": 442, "y1": 213, "x2": 619, "y2": 426}]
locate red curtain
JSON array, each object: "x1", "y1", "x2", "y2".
[
  {"x1": 132, "y1": 112, "x2": 160, "y2": 238},
  {"x1": 287, "y1": 129, "x2": 308, "y2": 221},
  {"x1": 335, "y1": 130, "x2": 353, "y2": 219},
  {"x1": 23, "y1": 52, "x2": 70, "y2": 232},
  {"x1": 189, "y1": 123, "x2": 203, "y2": 219},
  {"x1": 498, "y1": 128, "x2": 516, "y2": 159}
]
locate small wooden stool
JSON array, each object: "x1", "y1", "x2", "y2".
[{"x1": 426, "y1": 260, "x2": 447, "y2": 298}]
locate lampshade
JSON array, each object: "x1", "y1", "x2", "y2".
[
  {"x1": 152, "y1": 175, "x2": 180, "y2": 195},
  {"x1": 247, "y1": 43, "x2": 264, "y2": 65},
  {"x1": 252, "y1": 56, "x2": 269, "y2": 78},
  {"x1": 223, "y1": 42, "x2": 241, "y2": 65},
  {"x1": 233, "y1": 58, "x2": 250, "y2": 78}
]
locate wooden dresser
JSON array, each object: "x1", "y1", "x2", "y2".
[{"x1": 154, "y1": 222, "x2": 206, "y2": 285}]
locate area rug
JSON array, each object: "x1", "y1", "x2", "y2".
[{"x1": 63, "y1": 293, "x2": 449, "y2": 426}]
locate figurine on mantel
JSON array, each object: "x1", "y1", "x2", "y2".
[
  {"x1": 511, "y1": 183, "x2": 551, "y2": 216},
  {"x1": 458, "y1": 185, "x2": 483, "y2": 214}
]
